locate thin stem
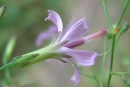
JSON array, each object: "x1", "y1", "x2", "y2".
[
  {"x1": 100, "y1": 38, "x2": 108, "y2": 87},
  {"x1": 79, "y1": 64, "x2": 99, "y2": 82},
  {"x1": 102, "y1": 0, "x2": 130, "y2": 86},
  {"x1": 112, "y1": 72, "x2": 130, "y2": 75},
  {"x1": 107, "y1": 35, "x2": 116, "y2": 87},
  {"x1": 117, "y1": 0, "x2": 130, "y2": 27},
  {"x1": 80, "y1": 71, "x2": 94, "y2": 79},
  {"x1": 101, "y1": 0, "x2": 114, "y2": 87},
  {"x1": 102, "y1": 0, "x2": 113, "y2": 32},
  {"x1": 104, "y1": 21, "x2": 130, "y2": 56},
  {"x1": 122, "y1": 75, "x2": 129, "y2": 87},
  {"x1": 80, "y1": 70, "x2": 99, "y2": 82}
]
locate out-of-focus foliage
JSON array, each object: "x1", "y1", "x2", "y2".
[{"x1": 0, "y1": 0, "x2": 65, "y2": 54}]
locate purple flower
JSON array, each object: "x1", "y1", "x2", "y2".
[{"x1": 36, "y1": 10, "x2": 107, "y2": 85}]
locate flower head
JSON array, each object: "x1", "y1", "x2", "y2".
[{"x1": 36, "y1": 10, "x2": 107, "y2": 85}]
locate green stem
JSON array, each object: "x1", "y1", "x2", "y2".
[
  {"x1": 104, "y1": 21, "x2": 130, "y2": 57},
  {"x1": 80, "y1": 70, "x2": 94, "y2": 79},
  {"x1": 101, "y1": 0, "x2": 114, "y2": 87},
  {"x1": 107, "y1": 35, "x2": 116, "y2": 87},
  {"x1": 102, "y1": 0, "x2": 113, "y2": 32},
  {"x1": 79, "y1": 64, "x2": 99, "y2": 82},
  {"x1": 117, "y1": 0, "x2": 130, "y2": 27},
  {"x1": 100, "y1": 38, "x2": 108, "y2": 87},
  {"x1": 107, "y1": 0, "x2": 130, "y2": 86},
  {"x1": 122, "y1": 75, "x2": 129, "y2": 87},
  {"x1": 112, "y1": 72, "x2": 130, "y2": 75},
  {"x1": 102, "y1": 0, "x2": 130, "y2": 86},
  {"x1": 80, "y1": 70, "x2": 99, "y2": 82}
]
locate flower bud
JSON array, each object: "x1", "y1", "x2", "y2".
[{"x1": 0, "y1": 5, "x2": 6, "y2": 19}]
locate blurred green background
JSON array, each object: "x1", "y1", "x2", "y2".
[{"x1": 0, "y1": 0, "x2": 130, "y2": 87}]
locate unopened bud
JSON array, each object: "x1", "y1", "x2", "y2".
[
  {"x1": 122, "y1": 21, "x2": 130, "y2": 32},
  {"x1": 0, "y1": 5, "x2": 6, "y2": 19}
]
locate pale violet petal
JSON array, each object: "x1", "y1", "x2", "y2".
[
  {"x1": 35, "y1": 25, "x2": 57, "y2": 46},
  {"x1": 45, "y1": 10, "x2": 63, "y2": 32},
  {"x1": 48, "y1": 25, "x2": 58, "y2": 33},
  {"x1": 60, "y1": 18, "x2": 89, "y2": 42},
  {"x1": 60, "y1": 47, "x2": 101, "y2": 66},
  {"x1": 67, "y1": 58, "x2": 81, "y2": 85},
  {"x1": 35, "y1": 32, "x2": 51, "y2": 46}
]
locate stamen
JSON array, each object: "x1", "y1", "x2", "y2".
[
  {"x1": 65, "y1": 28, "x2": 107, "y2": 49},
  {"x1": 100, "y1": 28, "x2": 108, "y2": 38},
  {"x1": 83, "y1": 28, "x2": 107, "y2": 42},
  {"x1": 65, "y1": 39, "x2": 85, "y2": 49}
]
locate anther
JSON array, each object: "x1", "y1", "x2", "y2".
[{"x1": 100, "y1": 28, "x2": 108, "y2": 38}]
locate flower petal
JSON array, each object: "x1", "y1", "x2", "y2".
[
  {"x1": 60, "y1": 47, "x2": 101, "y2": 66},
  {"x1": 60, "y1": 18, "x2": 89, "y2": 42},
  {"x1": 68, "y1": 58, "x2": 81, "y2": 85},
  {"x1": 48, "y1": 25, "x2": 58, "y2": 33},
  {"x1": 45, "y1": 10, "x2": 63, "y2": 32},
  {"x1": 35, "y1": 32, "x2": 51, "y2": 46},
  {"x1": 35, "y1": 25, "x2": 57, "y2": 46}
]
